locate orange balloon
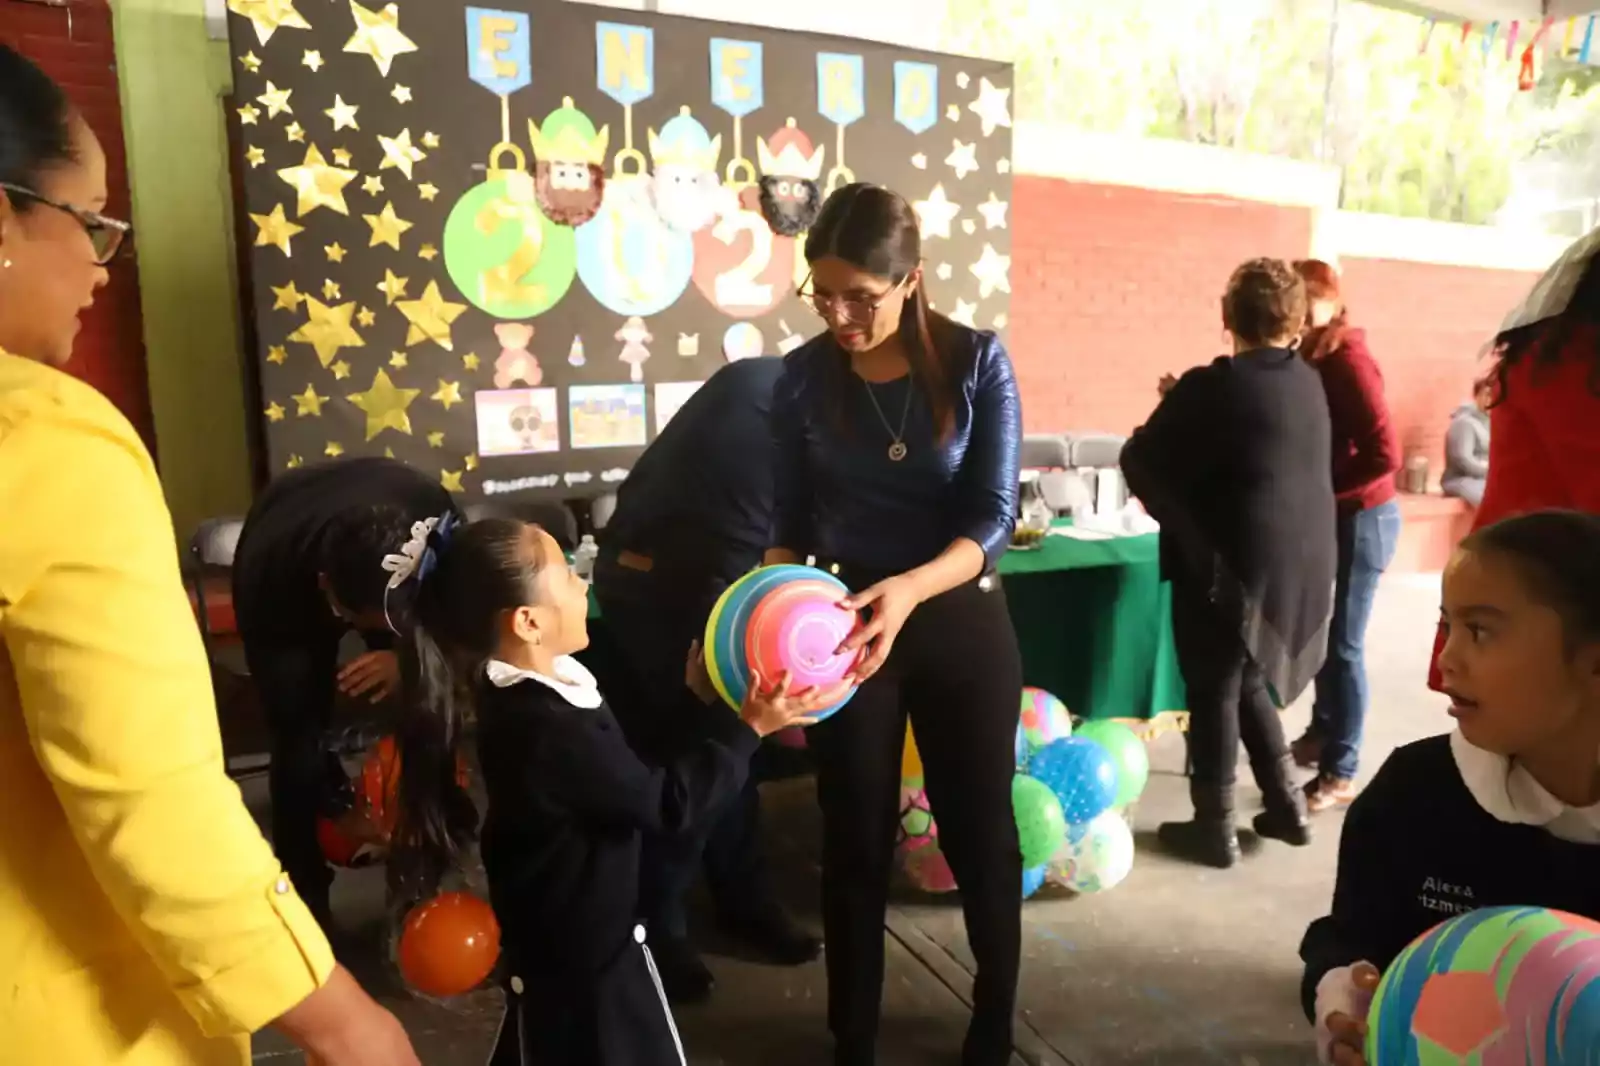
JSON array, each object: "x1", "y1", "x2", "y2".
[
  {"x1": 317, "y1": 816, "x2": 361, "y2": 867},
  {"x1": 398, "y1": 891, "x2": 501, "y2": 997},
  {"x1": 359, "y1": 737, "x2": 473, "y2": 838}
]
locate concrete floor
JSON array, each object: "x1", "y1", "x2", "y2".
[{"x1": 251, "y1": 573, "x2": 1449, "y2": 1066}]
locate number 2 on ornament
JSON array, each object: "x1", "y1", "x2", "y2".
[
  {"x1": 476, "y1": 196, "x2": 547, "y2": 311},
  {"x1": 712, "y1": 212, "x2": 773, "y2": 310}
]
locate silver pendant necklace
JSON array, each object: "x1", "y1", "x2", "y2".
[{"x1": 862, "y1": 375, "x2": 914, "y2": 462}]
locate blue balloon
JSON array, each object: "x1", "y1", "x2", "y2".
[
  {"x1": 1028, "y1": 737, "x2": 1119, "y2": 826},
  {"x1": 1021, "y1": 864, "x2": 1048, "y2": 900}
]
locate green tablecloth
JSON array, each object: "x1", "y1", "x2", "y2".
[{"x1": 998, "y1": 524, "x2": 1186, "y2": 722}]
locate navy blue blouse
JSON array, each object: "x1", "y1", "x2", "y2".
[{"x1": 770, "y1": 326, "x2": 1022, "y2": 574}]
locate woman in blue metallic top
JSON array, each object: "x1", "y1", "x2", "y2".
[{"x1": 765, "y1": 183, "x2": 1024, "y2": 1066}]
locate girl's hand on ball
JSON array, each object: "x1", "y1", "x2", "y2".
[
  {"x1": 739, "y1": 670, "x2": 849, "y2": 736},
  {"x1": 684, "y1": 640, "x2": 717, "y2": 705},
  {"x1": 1317, "y1": 961, "x2": 1379, "y2": 1066}
]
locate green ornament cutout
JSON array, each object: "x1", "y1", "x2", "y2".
[{"x1": 443, "y1": 173, "x2": 577, "y2": 320}]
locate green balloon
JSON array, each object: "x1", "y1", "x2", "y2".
[
  {"x1": 1075, "y1": 720, "x2": 1150, "y2": 807},
  {"x1": 1012, "y1": 774, "x2": 1068, "y2": 869},
  {"x1": 442, "y1": 176, "x2": 577, "y2": 319}
]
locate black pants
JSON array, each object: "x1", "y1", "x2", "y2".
[
  {"x1": 1170, "y1": 578, "x2": 1291, "y2": 801},
  {"x1": 589, "y1": 556, "x2": 773, "y2": 937},
  {"x1": 809, "y1": 567, "x2": 1023, "y2": 1053}
]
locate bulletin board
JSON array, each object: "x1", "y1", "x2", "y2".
[{"x1": 225, "y1": 0, "x2": 1014, "y2": 501}]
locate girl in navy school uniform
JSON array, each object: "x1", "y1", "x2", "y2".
[
  {"x1": 1302, "y1": 510, "x2": 1600, "y2": 1065},
  {"x1": 382, "y1": 516, "x2": 847, "y2": 1066}
]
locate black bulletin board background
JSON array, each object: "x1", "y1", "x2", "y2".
[{"x1": 226, "y1": 0, "x2": 1014, "y2": 502}]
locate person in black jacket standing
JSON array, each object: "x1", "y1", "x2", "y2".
[
  {"x1": 232, "y1": 456, "x2": 457, "y2": 930},
  {"x1": 588, "y1": 355, "x2": 821, "y2": 1002},
  {"x1": 1121, "y1": 258, "x2": 1336, "y2": 869}
]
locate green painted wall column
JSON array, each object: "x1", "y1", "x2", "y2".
[{"x1": 110, "y1": 0, "x2": 251, "y2": 539}]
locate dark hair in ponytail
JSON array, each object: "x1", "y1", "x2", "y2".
[
  {"x1": 1490, "y1": 253, "x2": 1600, "y2": 401},
  {"x1": 0, "y1": 44, "x2": 77, "y2": 197},
  {"x1": 388, "y1": 517, "x2": 544, "y2": 900},
  {"x1": 805, "y1": 182, "x2": 960, "y2": 439},
  {"x1": 1460, "y1": 510, "x2": 1600, "y2": 652}
]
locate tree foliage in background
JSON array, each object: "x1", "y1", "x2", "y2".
[{"x1": 942, "y1": 0, "x2": 1600, "y2": 229}]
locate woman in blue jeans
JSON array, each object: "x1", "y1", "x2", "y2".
[{"x1": 1291, "y1": 261, "x2": 1403, "y2": 811}]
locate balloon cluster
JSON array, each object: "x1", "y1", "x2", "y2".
[{"x1": 896, "y1": 687, "x2": 1149, "y2": 898}]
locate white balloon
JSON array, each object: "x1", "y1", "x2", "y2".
[{"x1": 1057, "y1": 810, "x2": 1135, "y2": 894}]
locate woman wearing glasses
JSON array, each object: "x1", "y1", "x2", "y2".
[
  {"x1": 767, "y1": 183, "x2": 1023, "y2": 1066},
  {"x1": 0, "y1": 46, "x2": 416, "y2": 1065}
]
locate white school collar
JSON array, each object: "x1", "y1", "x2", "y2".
[
  {"x1": 1450, "y1": 729, "x2": 1600, "y2": 844},
  {"x1": 484, "y1": 655, "x2": 604, "y2": 709}
]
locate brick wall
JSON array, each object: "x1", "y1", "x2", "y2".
[
  {"x1": 1008, "y1": 173, "x2": 1541, "y2": 480},
  {"x1": 1, "y1": 0, "x2": 153, "y2": 452}
]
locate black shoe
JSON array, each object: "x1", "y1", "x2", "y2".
[
  {"x1": 1158, "y1": 782, "x2": 1241, "y2": 868},
  {"x1": 651, "y1": 935, "x2": 714, "y2": 1004},
  {"x1": 1251, "y1": 753, "x2": 1313, "y2": 847},
  {"x1": 833, "y1": 1040, "x2": 875, "y2": 1066},
  {"x1": 960, "y1": 1013, "x2": 1014, "y2": 1066},
  {"x1": 1252, "y1": 808, "x2": 1312, "y2": 847},
  {"x1": 718, "y1": 906, "x2": 823, "y2": 966}
]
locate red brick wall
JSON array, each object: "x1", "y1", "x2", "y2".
[
  {"x1": 1008, "y1": 175, "x2": 1541, "y2": 481},
  {"x1": 1, "y1": 0, "x2": 154, "y2": 452}
]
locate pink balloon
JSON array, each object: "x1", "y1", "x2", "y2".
[{"x1": 746, "y1": 581, "x2": 859, "y2": 690}]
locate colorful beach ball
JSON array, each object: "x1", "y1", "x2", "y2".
[
  {"x1": 1028, "y1": 736, "x2": 1119, "y2": 826},
  {"x1": 1367, "y1": 905, "x2": 1600, "y2": 1065},
  {"x1": 897, "y1": 787, "x2": 957, "y2": 894},
  {"x1": 703, "y1": 564, "x2": 860, "y2": 723},
  {"x1": 1052, "y1": 810, "x2": 1134, "y2": 894},
  {"x1": 1016, "y1": 687, "x2": 1072, "y2": 769}
]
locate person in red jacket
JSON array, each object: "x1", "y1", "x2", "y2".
[
  {"x1": 1288, "y1": 260, "x2": 1403, "y2": 812},
  {"x1": 1426, "y1": 230, "x2": 1600, "y2": 691}
]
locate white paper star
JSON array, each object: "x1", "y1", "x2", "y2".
[
  {"x1": 946, "y1": 140, "x2": 979, "y2": 180},
  {"x1": 911, "y1": 152, "x2": 927, "y2": 170},
  {"x1": 936, "y1": 262, "x2": 953, "y2": 281},
  {"x1": 961, "y1": 218, "x2": 977, "y2": 235},
  {"x1": 994, "y1": 312, "x2": 1009, "y2": 330},
  {"x1": 968, "y1": 77, "x2": 1013, "y2": 137},
  {"x1": 912, "y1": 184, "x2": 961, "y2": 240},
  {"x1": 969, "y1": 244, "x2": 1011, "y2": 299},
  {"x1": 977, "y1": 192, "x2": 1010, "y2": 230},
  {"x1": 946, "y1": 104, "x2": 960, "y2": 122},
  {"x1": 956, "y1": 71, "x2": 971, "y2": 89},
  {"x1": 997, "y1": 157, "x2": 1012, "y2": 174},
  {"x1": 949, "y1": 298, "x2": 978, "y2": 327}
]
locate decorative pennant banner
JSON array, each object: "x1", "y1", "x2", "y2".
[
  {"x1": 465, "y1": 7, "x2": 531, "y2": 97},
  {"x1": 1482, "y1": 22, "x2": 1498, "y2": 57},
  {"x1": 710, "y1": 37, "x2": 764, "y2": 187},
  {"x1": 817, "y1": 52, "x2": 865, "y2": 192},
  {"x1": 595, "y1": 21, "x2": 655, "y2": 177},
  {"x1": 894, "y1": 61, "x2": 939, "y2": 135},
  {"x1": 1582, "y1": 16, "x2": 1596, "y2": 64}
]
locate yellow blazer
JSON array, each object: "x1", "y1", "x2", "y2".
[{"x1": 0, "y1": 349, "x2": 334, "y2": 1064}]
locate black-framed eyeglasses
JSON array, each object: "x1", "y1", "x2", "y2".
[
  {"x1": 0, "y1": 182, "x2": 131, "y2": 265},
  {"x1": 797, "y1": 272, "x2": 907, "y2": 325}
]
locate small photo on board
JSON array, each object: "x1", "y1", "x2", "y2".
[
  {"x1": 475, "y1": 388, "x2": 561, "y2": 458},
  {"x1": 569, "y1": 384, "x2": 648, "y2": 450},
  {"x1": 654, "y1": 381, "x2": 704, "y2": 435}
]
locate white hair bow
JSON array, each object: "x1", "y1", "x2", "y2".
[{"x1": 381, "y1": 517, "x2": 441, "y2": 591}]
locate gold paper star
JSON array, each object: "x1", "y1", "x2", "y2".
[
  {"x1": 287, "y1": 454, "x2": 304, "y2": 469},
  {"x1": 912, "y1": 184, "x2": 960, "y2": 240},
  {"x1": 356, "y1": 307, "x2": 376, "y2": 327},
  {"x1": 363, "y1": 201, "x2": 413, "y2": 250},
  {"x1": 302, "y1": 49, "x2": 324, "y2": 72},
  {"x1": 250, "y1": 202, "x2": 305, "y2": 256},
  {"x1": 227, "y1": 0, "x2": 311, "y2": 46},
  {"x1": 326, "y1": 95, "x2": 360, "y2": 132},
  {"x1": 427, "y1": 431, "x2": 446, "y2": 447},
  {"x1": 257, "y1": 82, "x2": 294, "y2": 119},
  {"x1": 271, "y1": 280, "x2": 306, "y2": 311},
  {"x1": 377, "y1": 128, "x2": 425, "y2": 180},
  {"x1": 397, "y1": 281, "x2": 466, "y2": 350},
  {"x1": 331, "y1": 147, "x2": 353, "y2": 166},
  {"x1": 417, "y1": 243, "x2": 438, "y2": 261},
  {"x1": 344, "y1": 1, "x2": 418, "y2": 77},
  {"x1": 322, "y1": 279, "x2": 342, "y2": 300},
  {"x1": 969, "y1": 243, "x2": 1012, "y2": 299},
  {"x1": 946, "y1": 140, "x2": 979, "y2": 180},
  {"x1": 238, "y1": 104, "x2": 261, "y2": 126},
  {"x1": 293, "y1": 383, "x2": 328, "y2": 417},
  {"x1": 362, "y1": 175, "x2": 385, "y2": 195},
  {"x1": 464, "y1": 453, "x2": 479, "y2": 471},
  {"x1": 245, "y1": 145, "x2": 266, "y2": 168},
  {"x1": 278, "y1": 144, "x2": 357, "y2": 217},
  {"x1": 440, "y1": 469, "x2": 464, "y2": 492},
  {"x1": 967, "y1": 77, "x2": 1013, "y2": 137},
  {"x1": 384, "y1": 447, "x2": 395, "y2": 458},
  {"x1": 421, "y1": 131, "x2": 440, "y2": 149},
  {"x1": 265, "y1": 401, "x2": 286, "y2": 422},
  {"x1": 377, "y1": 269, "x2": 408, "y2": 304},
  {"x1": 347, "y1": 368, "x2": 420, "y2": 440},
  {"x1": 392, "y1": 84, "x2": 413, "y2": 104},
  {"x1": 289, "y1": 297, "x2": 364, "y2": 367},
  {"x1": 267, "y1": 345, "x2": 288, "y2": 364},
  {"x1": 417, "y1": 182, "x2": 438, "y2": 201},
  {"x1": 325, "y1": 441, "x2": 345, "y2": 457},
  {"x1": 240, "y1": 51, "x2": 263, "y2": 73},
  {"x1": 325, "y1": 242, "x2": 347, "y2": 262},
  {"x1": 461, "y1": 352, "x2": 480, "y2": 371},
  {"x1": 389, "y1": 351, "x2": 408, "y2": 368},
  {"x1": 331, "y1": 359, "x2": 351, "y2": 380},
  {"x1": 431, "y1": 380, "x2": 463, "y2": 409},
  {"x1": 285, "y1": 122, "x2": 305, "y2": 143}
]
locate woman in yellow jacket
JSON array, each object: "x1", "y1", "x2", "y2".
[{"x1": 0, "y1": 46, "x2": 420, "y2": 1065}]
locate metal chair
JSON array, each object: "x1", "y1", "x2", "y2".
[
  {"x1": 1021, "y1": 433, "x2": 1072, "y2": 471},
  {"x1": 1068, "y1": 433, "x2": 1128, "y2": 470}
]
